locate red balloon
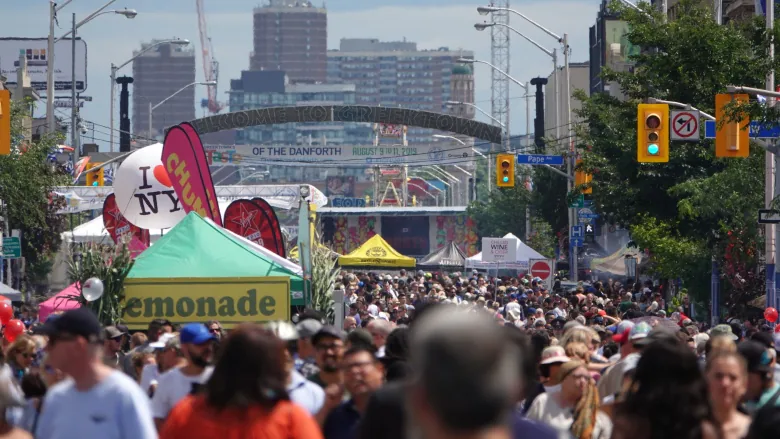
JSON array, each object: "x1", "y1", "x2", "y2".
[
  {"x1": 765, "y1": 307, "x2": 779, "y2": 323},
  {"x1": 775, "y1": 325, "x2": 780, "y2": 333},
  {"x1": 0, "y1": 302, "x2": 13, "y2": 325},
  {"x1": 3, "y1": 319, "x2": 25, "y2": 343}
]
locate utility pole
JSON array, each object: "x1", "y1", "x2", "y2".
[
  {"x1": 767, "y1": 0, "x2": 778, "y2": 312},
  {"x1": 71, "y1": 13, "x2": 79, "y2": 160}
]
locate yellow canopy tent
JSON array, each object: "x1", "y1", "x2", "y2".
[{"x1": 338, "y1": 235, "x2": 416, "y2": 268}]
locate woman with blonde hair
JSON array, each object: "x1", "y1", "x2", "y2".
[
  {"x1": 705, "y1": 351, "x2": 750, "y2": 439},
  {"x1": 4, "y1": 338, "x2": 36, "y2": 383},
  {"x1": 561, "y1": 326, "x2": 611, "y2": 373},
  {"x1": 526, "y1": 360, "x2": 612, "y2": 439}
]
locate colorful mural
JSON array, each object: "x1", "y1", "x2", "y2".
[
  {"x1": 434, "y1": 215, "x2": 479, "y2": 256},
  {"x1": 332, "y1": 216, "x2": 349, "y2": 255}
]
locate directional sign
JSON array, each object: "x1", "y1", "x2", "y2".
[
  {"x1": 1, "y1": 237, "x2": 21, "y2": 259},
  {"x1": 530, "y1": 259, "x2": 555, "y2": 290},
  {"x1": 569, "y1": 194, "x2": 584, "y2": 209},
  {"x1": 570, "y1": 237, "x2": 584, "y2": 248},
  {"x1": 516, "y1": 154, "x2": 564, "y2": 166},
  {"x1": 704, "y1": 120, "x2": 780, "y2": 139},
  {"x1": 570, "y1": 225, "x2": 584, "y2": 238},
  {"x1": 759, "y1": 209, "x2": 780, "y2": 224},
  {"x1": 671, "y1": 110, "x2": 700, "y2": 141}
]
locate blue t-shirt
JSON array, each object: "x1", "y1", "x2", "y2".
[{"x1": 36, "y1": 370, "x2": 157, "y2": 439}]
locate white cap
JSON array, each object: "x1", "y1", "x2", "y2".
[{"x1": 150, "y1": 332, "x2": 177, "y2": 349}]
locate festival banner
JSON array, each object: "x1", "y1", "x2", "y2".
[
  {"x1": 178, "y1": 122, "x2": 222, "y2": 226},
  {"x1": 224, "y1": 199, "x2": 284, "y2": 257},
  {"x1": 162, "y1": 124, "x2": 222, "y2": 226},
  {"x1": 251, "y1": 197, "x2": 286, "y2": 259},
  {"x1": 102, "y1": 193, "x2": 150, "y2": 258}
]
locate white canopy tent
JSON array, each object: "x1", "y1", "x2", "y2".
[{"x1": 465, "y1": 233, "x2": 545, "y2": 271}]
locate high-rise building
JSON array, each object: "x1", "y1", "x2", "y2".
[
  {"x1": 544, "y1": 62, "x2": 589, "y2": 147},
  {"x1": 327, "y1": 38, "x2": 475, "y2": 144},
  {"x1": 589, "y1": 1, "x2": 636, "y2": 99},
  {"x1": 250, "y1": 0, "x2": 327, "y2": 84},
  {"x1": 445, "y1": 64, "x2": 476, "y2": 147},
  {"x1": 132, "y1": 40, "x2": 195, "y2": 139}
]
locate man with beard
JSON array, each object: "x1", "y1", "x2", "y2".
[
  {"x1": 309, "y1": 326, "x2": 346, "y2": 390},
  {"x1": 151, "y1": 323, "x2": 215, "y2": 430}
]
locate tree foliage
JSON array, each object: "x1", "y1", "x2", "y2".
[
  {"x1": 66, "y1": 242, "x2": 134, "y2": 325},
  {"x1": 0, "y1": 99, "x2": 68, "y2": 293},
  {"x1": 466, "y1": 174, "x2": 531, "y2": 239},
  {"x1": 577, "y1": 0, "x2": 773, "y2": 306}
]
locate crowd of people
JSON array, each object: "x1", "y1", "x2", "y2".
[{"x1": 0, "y1": 269, "x2": 777, "y2": 439}]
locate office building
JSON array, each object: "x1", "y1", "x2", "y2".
[
  {"x1": 132, "y1": 40, "x2": 196, "y2": 139},
  {"x1": 544, "y1": 62, "x2": 590, "y2": 148},
  {"x1": 250, "y1": 0, "x2": 327, "y2": 84},
  {"x1": 327, "y1": 38, "x2": 475, "y2": 144},
  {"x1": 589, "y1": 1, "x2": 637, "y2": 99}
]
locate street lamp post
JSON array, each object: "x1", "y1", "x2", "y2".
[
  {"x1": 475, "y1": 22, "x2": 559, "y2": 149},
  {"x1": 456, "y1": 58, "x2": 528, "y2": 153},
  {"x1": 444, "y1": 103, "x2": 499, "y2": 193},
  {"x1": 46, "y1": 0, "x2": 135, "y2": 133},
  {"x1": 149, "y1": 81, "x2": 216, "y2": 141},
  {"x1": 478, "y1": 4, "x2": 576, "y2": 280},
  {"x1": 433, "y1": 134, "x2": 478, "y2": 204},
  {"x1": 110, "y1": 38, "x2": 190, "y2": 152}
]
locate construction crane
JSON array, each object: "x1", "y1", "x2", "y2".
[{"x1": 196, "y1": 0, "x2": 224, "y2": 114}]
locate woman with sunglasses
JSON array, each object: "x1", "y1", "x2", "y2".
[{"x1": 4, "y1": 338, "x2": 36, "y2": 383}]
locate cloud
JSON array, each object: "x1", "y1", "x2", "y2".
[{"x1": 1, "y1": 1, "x2": 599, "y2": 147}]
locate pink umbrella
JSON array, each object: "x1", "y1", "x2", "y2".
[{"x1": 39, "y1": 283, "x2": 82, "y2": 322}]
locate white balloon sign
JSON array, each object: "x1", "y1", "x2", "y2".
[
  {"x1": 114, "y1": 143, "x2": 185, "y2": 229},
  {"x1": 82, "y1": 278, "x2": 104, "y2": 302}
]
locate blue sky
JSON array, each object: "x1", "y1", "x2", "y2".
[{"x1": 1, "y1": 0, "x2": 602, "y2": 149}]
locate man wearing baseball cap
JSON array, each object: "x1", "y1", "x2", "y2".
[
  {"x1": 35, "y1": 308, "x2": 157, "y2": 439},
  {"x1": 598, "y1": 321, "x2": 651, "y2": 399},
  {"x1": 738, "y1": 340, "x2": 780, "y2": 413},
  {"x1": 151, "y1": 323, "x2": 216, "y2": 430}
]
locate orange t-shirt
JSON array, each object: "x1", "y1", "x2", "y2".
[{"x1": 159, "y1": 394, "x2": 324, "y2": 439}]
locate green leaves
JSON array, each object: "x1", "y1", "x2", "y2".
[{"x1": 578, "y1": 0, "x2": 771, "y2": 301}]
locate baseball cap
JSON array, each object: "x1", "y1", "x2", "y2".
[
  {"x1": 710, "y1": 324, "x2": 739, "y2": 341},
  {"x1": 296, "y1": 319, "x2": 323, "y2": 339},
  {"x1": 633, "y1": 328, "x2": 679, "y2": 347},
  {"x1": 629, "y1": 322, "x2": 652, "y2": 341},
  {"x1": 738, "y1": 340, "x2": 773, "y2": 374},
  {"x1": 150, "y1": 332, "x2": 177, "y2": 350},
  {"x1": 312, "y1": 325, "x2": 345, "y2": 346},
  {"x1": 540, "y1": 346, "x2": 571, "y2": 365},
  {"x1": 104, "y1": 326, "x2": 126, "y2": 340},
  {"x1": 180, "y1": 323, "x2": 216, "y2": 345},
  {"x1": 40, "y1": 308, "x2": 103, "y2": 342}
]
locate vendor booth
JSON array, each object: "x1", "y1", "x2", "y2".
[
  {"x1": 122, "y1": 212, "x2": 302, "y2": 329},
  {"x1": 418, "y1": 242, "x2": 466, "y2": 270},
  {"x1": 338, "y1": 235, "x2": 416, "y2": 268},
  {"x1": 39, "y1": 283, "x2": 81, "y2": 321},
  {"x1": 465, "y1": 233, "x2": 544, "y2": 271}
]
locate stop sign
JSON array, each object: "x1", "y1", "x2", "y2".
[{"x1": 531, "y1": 260, "x2": 552, "y2": 280}]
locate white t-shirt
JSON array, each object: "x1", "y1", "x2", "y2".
[
  {"x1": 150, "y1": 366, "x2": 213, "y2": 420},
  {"x1": 139, "y1": 364, "x2": 161, "y2": 397},
  {"x1": 526, "y1": 392, "x2": 612, "y2": 439},
  {"x1": 36, "y1": 371, "x2": 157, "y2": 439}
]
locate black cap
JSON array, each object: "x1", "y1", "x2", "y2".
[
  {"x1": 40, "y1": 308, "x2": 103, "y2": 341},
  {"x1": 738, "y1": 340, "x2": 773, "y2": 374},
  {"x1": 312, "y1": 325, "x2": 345, "y2": 345},
  {"x1": 633, "y1": 328, "x2": 679, "y2": 347},
  {"x1": 751, "y1": 331, "x2": 775, "y2": 350}
]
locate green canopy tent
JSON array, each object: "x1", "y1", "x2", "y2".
[{"x1": 126, "y1": 212, "x2": 305, "y2": 307}]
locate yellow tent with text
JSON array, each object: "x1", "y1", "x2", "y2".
[{"x1": 338, "y1": 234, "x2": 416, "y2": 268}]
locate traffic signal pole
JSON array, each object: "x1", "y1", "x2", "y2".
[{"x1": 767, "y1": 0, "x2": 776, "y2": 314}]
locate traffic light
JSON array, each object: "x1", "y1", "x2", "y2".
[
  {"x1": 496, "y1": 153, "x2": 515, "y2": 187},
  {"x1": 715, "y1": 93, "x2": 749, "y2": 158},
  {"x1": 0, "y1": 90, "x2": 10, "y2": 156},
  {"x1": 637, "y1": 103, "x2": 669, "y2": 163},
  {"x1": 574, "y1": 159, "x2": 592, "y2": 194},
  {"x1": 85, "y1": 163, "x2": 105, "y2": 186}
]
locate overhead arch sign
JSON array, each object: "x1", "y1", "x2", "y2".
[{"x1": 187, "y1": 105, "x2": 503, "y2": 144}]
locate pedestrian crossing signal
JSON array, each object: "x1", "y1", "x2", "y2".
[{"x1": 496, "y1": 154, "x2": 515, "y2": 188}]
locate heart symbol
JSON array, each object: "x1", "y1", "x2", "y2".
[{"x1": 153, "y1": 165, "x2": 172, "y2": 188}]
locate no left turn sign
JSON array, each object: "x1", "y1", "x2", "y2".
[{"x1": 671, "y1": 110, "x2": 700, "y2": 141}]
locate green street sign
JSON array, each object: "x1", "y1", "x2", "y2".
[
  {"x1": 1, "y1": 237, "x2": 21, "y2": 259},
  {"x1": 569, "y1": 195, "x2": 584, "y2": 209}
]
